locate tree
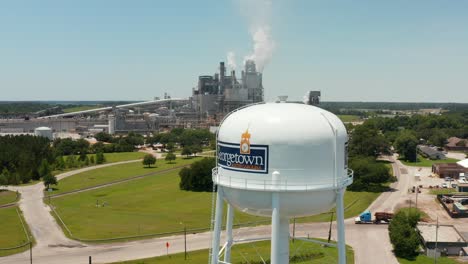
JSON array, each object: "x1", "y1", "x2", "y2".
[
  {"x1": 43, "y1": 173, "x2": 57, "y2": 190},
  {"x1": 96, "y1": 152, "x2": 106, "y2": 164},
  {"x1": 165, "y1": 152, "x2": 176, "y2": 163},
  {"x1": 55, "y1": 156, "x2": 65, "y2": 171},
  {"x1": 143, "y1": 154, "x2": 156, "y2": 168},
  {"x1": 181, "y1": 146, "x2": 192, "y2": 158},
  {"x1": 349, "y1": 125, "x2": 389, "y2": 157},
  {"x1": 389, "y1": 209, "x2": 421, "y2": 259},
  {"x1": 0, "y1": 168, "x2": 9, "y2": 187},
  {"x1": 84, "y1": 156, "x2": 90, "y2": 166},
  {"x1": 95, "y1": 132, "x2": 113, "y2": 142},
  {"x1": 90, "y1": 155, "x2": 95, "y2": 164},
  {"x1": 38, "y1": 159, "x2": 51, "y2": 179},
  {"x1": 65, "y1": 155, "x2": 77, "y2": 168},
  {"x1": 179, "y1": 158, "x2": 215, "y2": 192},
  {"x1": 166, "y1": 142, "x2": 175, "y2": 152},
  {"x1": 395, "y1": 131, "x2": 418, "y2": 162},
  {"x1": 191, "y1": 145, "x2": 203, "y2": 156},
  {"x1": 347, "y1": 156, "x2": 392, "y2": 191}
]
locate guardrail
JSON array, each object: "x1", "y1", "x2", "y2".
[{"x1": 212, "y1": 167, "x2": 353, "y2": 191}]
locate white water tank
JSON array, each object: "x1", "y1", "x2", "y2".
[
  {"x1": 214, "y1": 102, "x2": 352, "y2": 217},
  {"x1": 34, "y1": 127, "x2": 53, "y2": 140}
]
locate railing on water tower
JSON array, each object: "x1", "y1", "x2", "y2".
[{"x1": 212, "y1": 167, "x2": 353, "y2": 191}]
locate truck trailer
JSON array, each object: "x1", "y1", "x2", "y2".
[{"x1": 355, "y1": 210, "x2": 394, "y2": 224}]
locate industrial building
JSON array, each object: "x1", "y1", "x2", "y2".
[
  {"x1": 0, "y1": 59, "x2": 321, "y2": 138},
  {"x1": 432, "y1": 160, "x2": 468, "y2": 179},
  {"x1": 417, "y1": 224, "x2": 467, "y2": 257},
  {"x1": 191, "y1": 60, "x2": 264, "y2": 117}
]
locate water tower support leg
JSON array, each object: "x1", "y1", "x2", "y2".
[
  {"x1": 271, "y1": 192, "x2": 289, "y2": 264},
  {"x1": 336, "y1": 187, "x2": 346, "y2": 264},
  {"x1": 211, "y1": 187, "x2": 224, "y2": 264},
  {"x1": 224, "y1": 203, "x2": 234, "y2": 263}
]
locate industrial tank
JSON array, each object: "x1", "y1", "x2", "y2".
[
  {"x1": 210, "y1": 101, "x2": 353, "y2": 264},
  {"x1": 34, "y1": 127, "x2": 53, "y2": 140}
]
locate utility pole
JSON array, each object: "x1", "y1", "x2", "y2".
[
  {"x1": 415, "y1": 186, "x2": 419, "y2": 209},
  {"x1": 292, "y1": 218, "x2": 296, "y2": 243},
  {"x1": 328, "y1": 212, "x2": 334, "y2": 243},
  {"x1": 29, "y1": 239, "x2": 32, "y2": 264},
  {"x1": 434, "y1": 217, "x2": 439, "y2": 264},
  {"x1": 184, "y1": 224, "x2": 187, "y2": 260}
]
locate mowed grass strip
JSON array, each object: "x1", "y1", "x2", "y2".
[
  {"x1": 0, "y1": 190, "x2": 18, "y2": 206},
  {"x1": 93, "y1": 152, "x2": 146, "y2": 163},
  {"x1": 398, "y1": 255, "x2": 460, "y2": 264},
  {"x1": 0, "y1": 207, "x2": 31, "y2": 257},
  {"x1": 52, "y1": 165, "x2": 380, "y2": 240},
  {"x1": 109, "y1": 240, "x2": 354, "y2": 264},
  {"x1": 400, "y1": 155, "x2": 459, "y2": 167},
  {"x1": 50, "y1": 157, "x2": 200, "y2": 195},
  {"x1": 338, "y1": 115, "x2": 361, "y2": 122}
]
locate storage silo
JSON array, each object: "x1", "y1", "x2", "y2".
[
  {"x1": 34, "y1": 127, "x2": 53, "y2": 140},
  {"x1": 210, "y1": 100, "x2": 353, "y2": 264}
]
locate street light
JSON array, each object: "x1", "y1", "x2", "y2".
[{"x1": 179, "y1": 222, "x2": 187, "y2": 260}]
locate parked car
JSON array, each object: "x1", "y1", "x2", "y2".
[
  {"x1": 442, "y1": 183, "x2": 448, "y2": 188},
  {"x1": 445, "y1": 177, "x2": 453, "y2": 182}
]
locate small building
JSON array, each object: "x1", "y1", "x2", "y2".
[
  {"x1": 432, "y1": 163, "x2": 468, "y2": 179},
  {"x1": 446, "y1": 137, "x2": 468, "y2": 151},
  {"x1": 418, "y1": 224, "x2": 467, "y2": 257},
  {"x1": 457, "y1": 183, "x2": 468, "y2": 193},
  {"x1": 418, "y1": 145, "x2": 446, "y2": 160}
]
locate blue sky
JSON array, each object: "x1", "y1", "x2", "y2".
[{"x1": 1, "y1": 0, "x2": 467, "y2": 102}]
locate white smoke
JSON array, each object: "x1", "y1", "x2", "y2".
[
  {"x1": 227, "y1": 0, "x2": 275, "y2": 72},
  {"x1": 238, "y1": 0, "x2": 275, "y2": 72},
  {"x1": 244, "y1": 26, "x2": 274, "y2": 72},
  {"x1": 227, "y1": 51, "x2": 237, "y2": 70}
]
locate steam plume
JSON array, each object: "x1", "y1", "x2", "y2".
[
  {"x1": 238, "y1": 0, "x2": 275, "y2": 72},
  {"x1": 227, "y1": 51, "x2": 237, "y2": 70}
]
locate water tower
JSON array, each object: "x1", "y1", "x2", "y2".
[{"x1": 210, "y1": 100, "x2": 353, "y2": 264}]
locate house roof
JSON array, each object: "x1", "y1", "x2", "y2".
[
  {"x1": 418, "y1": 145, "x2": 444, "y2": 157},
  {"x1": 458, "y1": 159, "x2": 468, "y2": 169},
  {"x1": 447, "y1": 137, "x2": 468, "y2": 147}
]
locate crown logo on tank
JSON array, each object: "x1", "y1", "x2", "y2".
[{"x1": 240, "y1": 129, "x2": 251, "y2": 154}]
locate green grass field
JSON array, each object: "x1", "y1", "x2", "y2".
[
  {"x1": 93, "y1": 152, "x2": 146, "y2": 163},
  {"x1": 0, "y1": 190, "x2": 18, "y2": 206},
  {"x1": 398, "y1": 255, "x2": 460, "y2": 264},
  {"x1": 338, "y1": 115, "x2": 361, "y2": 122},
  {"x1": 52, "y1": 163, "x2": 380, "y2": 240},
  {"x1": 400, "y1": 155, "x2": 459, "y2": 167},
  {"x1": 62, "y1": 105, "x2": 101, "y2": 113},
  {"x1": 297, "y1": 191, "x2": 380, "y2": 223},
  {"x1": 109, "y1": 240, "x2": 354, "y2": 264},
  {"x1": 0, "y1": 207, "x2": 32, "y2": 257},
  {"x1": 49, "y1": 157, "x2": 200, "y2": 195}
]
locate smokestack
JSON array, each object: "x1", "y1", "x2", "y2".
[
  {"x1": 231, "y1": 70, "x2": 236, "y2": 86},
  {"x1": 220, "y1": 62, "x2": 225, "y2": 80}
]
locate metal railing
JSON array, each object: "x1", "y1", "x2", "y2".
[{"x1": 212, "y1": 167, "x2": 353, "y2": 191}]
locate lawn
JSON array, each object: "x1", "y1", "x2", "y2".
[
  {"x1": 52, "y1": 166, "x2": 380, "y2": 241},
  {"x1": 62, "y1": 105, "x2": 101, "y2": 113},
  {"x1": 400, "y1": 155, "x2": 459, "y2": 167},
  {"x1": 398, "y1": 255, "x2": 460, "y2": 264},
  {"x1": 296, "y1": 191, "x2": 381, "y2": 223},
  {"x1": 109, "y1": 240, "x2": 354, "y2": 264},
  {"x1": 338, "y1": 115, "x2": 361, "y2": 122},
  {"x1": 94, "y1": 152, "x2": 146, "y2": 163},
  {"x1": 0, "y1": 207, "x2": 33, "y2": 257},
  {"x1": 49, "y1": 157, "x2": 201, "y2": 195},
  {"x1": 0, "y1": 190, "x2": 19, "y2": 206}
]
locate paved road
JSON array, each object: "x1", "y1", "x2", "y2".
[{"x1": 1, "y1": 155, "x2": 410, "y2": 264}]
